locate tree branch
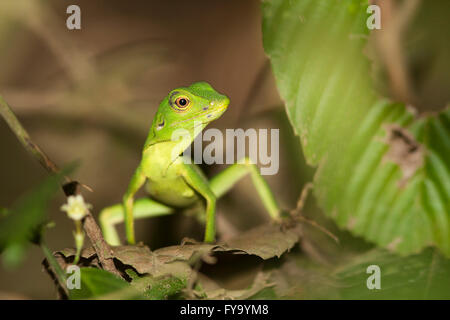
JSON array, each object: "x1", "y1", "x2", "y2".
[{"x1": 0, "y1": 95, "x2": 120, "y2": 277}]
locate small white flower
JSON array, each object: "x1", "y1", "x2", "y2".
[{"x1": 60, "y1": 195, "x2": 92, "y2": 221}]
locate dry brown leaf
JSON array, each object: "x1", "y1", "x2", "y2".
[
  {"x1": 194, "y1": 272, "x2": 274, "y2": 300},
  {"x1": 55, "y1": 221, "x2": 301, "y2": 268},
  {"x1": 216, "y1": 223, "x2": 302, "y2": 259}
]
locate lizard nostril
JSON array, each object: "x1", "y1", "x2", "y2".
[{"x1": 203, "y1": 106, "x2": 209, "y2": 111}]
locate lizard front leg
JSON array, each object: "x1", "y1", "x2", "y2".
[
  {"x1": 122, "y1": 165, "x2": 147, "y2": 244},
  {"x1": 179, "y1": 162, "x2": 217, "y2": 243},
  {"x1": 99, "y1": 197, "x2": 173, "y2": 245},
  {"x1": 209, "y1": 157, "x2": 281, "y2": 221}
]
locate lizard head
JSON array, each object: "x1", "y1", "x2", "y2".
[{"x1": 150, "y1": 81, "x2": 230, "y2": 142}]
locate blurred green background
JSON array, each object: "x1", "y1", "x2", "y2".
[{"x1": 0, "y1": 0, "x2": 448, "y2": 299}]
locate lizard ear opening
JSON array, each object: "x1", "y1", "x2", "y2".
[
  {"x1": 155, "y1": 114, "x2": 165, "y2": 131},
  {"x1": 156, "y1": 120, "x2": 165, "y2": 131}
]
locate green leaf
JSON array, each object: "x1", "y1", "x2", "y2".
[
  {"x1": 335, "y1": 248, "x2": 450, "y2": 299},
  {"x1": 0, "y1": 169, "x2": 69, "y2": 267},
  {"x1": 69, "y1": 267, "x2": 132, "y2": 300},
  {"x1": 262, "y1": 0, "x2": 450, "y2": 255}
]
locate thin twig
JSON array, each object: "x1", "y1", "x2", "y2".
[
  {"x1": 290, "y1": 182, "x2": 339, "y2": 244},
  {"x1": 295, "y1": 182, "x2": 314, "y2": 212},
  {"x1": 295, "y1": 215, "x2": 339, "y2": 244},
  {"x1": 0, "y1": 95, "x2": 120, "y2": 276},
  {"x1": 374, "y1": 0, "x2": 421, "y2": 105},
  {"x1": 41, "y1": 241, "x2": 69, "y2": 297},
  {"x1": 0, "y1": 96, "x2": 63, "y2": 177}
]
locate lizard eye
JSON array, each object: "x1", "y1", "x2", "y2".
[{"x1": 174, "y1": 96, "x2": 190, "y2": 111}]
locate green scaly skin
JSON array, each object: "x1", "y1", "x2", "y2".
[{"x1": 99, "y1": 82, "x2": 280, "y2": 245}]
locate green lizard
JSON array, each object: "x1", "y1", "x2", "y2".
[{"x1": 99, "y1": 82, "x2": 281, "y2": 245}]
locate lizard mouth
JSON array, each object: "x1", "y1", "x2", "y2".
[
  {"x1": 205, "y1": 104, "x2": 228, "y2": 119},
  {"x1": 193, "y1": 107, "x2": 227, "y2": 129}
]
